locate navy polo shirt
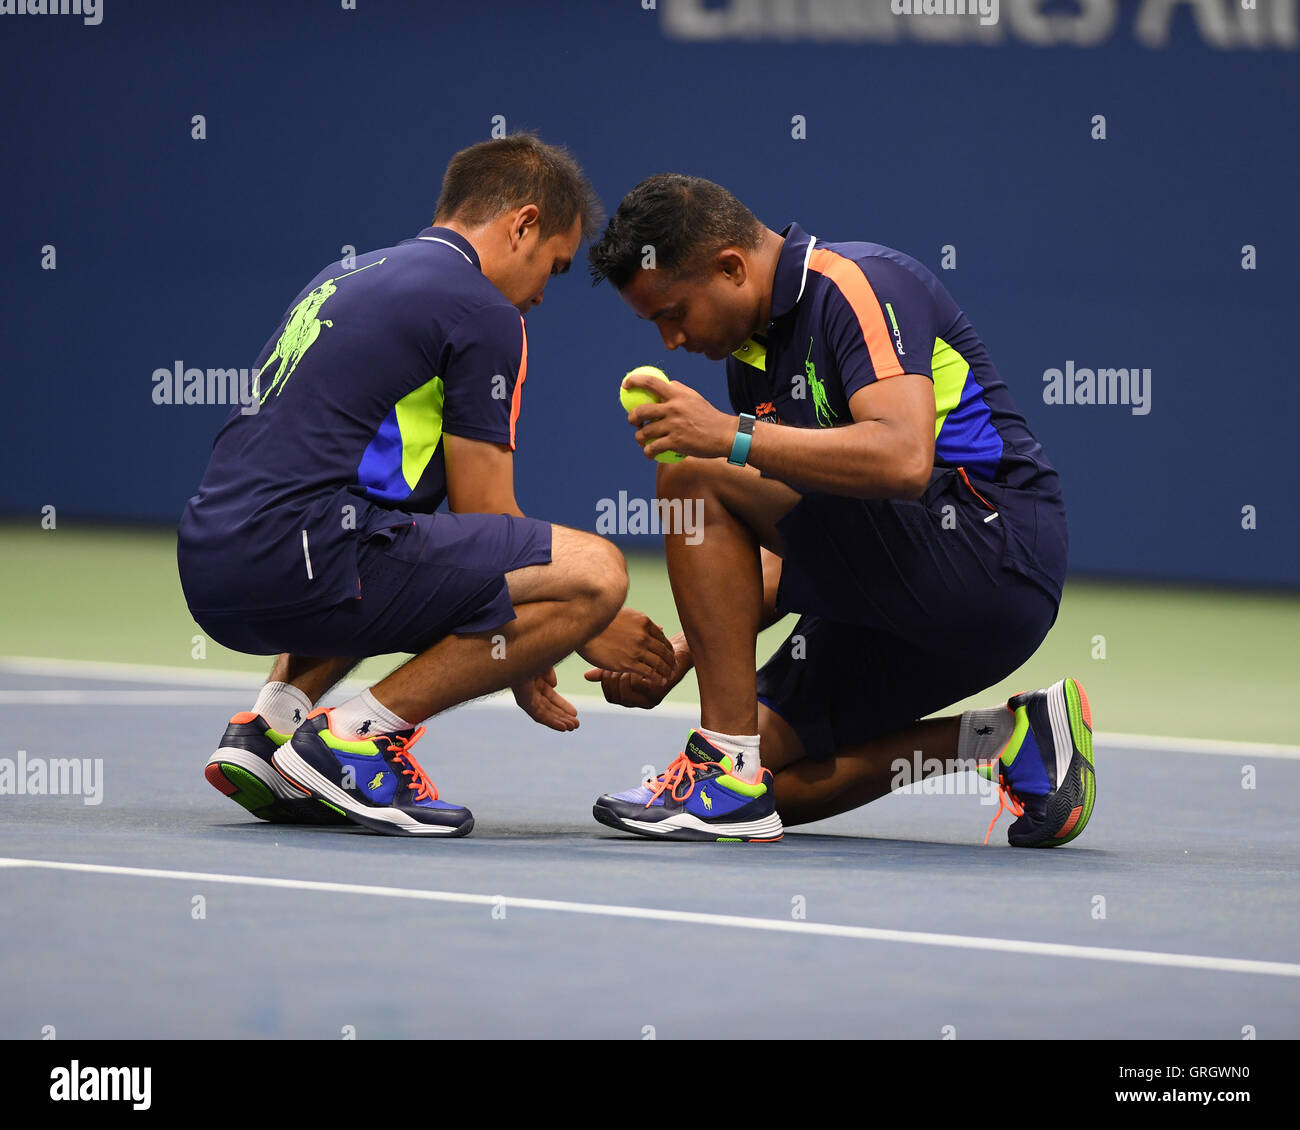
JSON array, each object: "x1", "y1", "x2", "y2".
[
  {"x1": 728, "y1": 222, "x2": 1067, "y2": 597},
  {"x1": 178, "y1": 226, "x2": 528, "y2": 616}
]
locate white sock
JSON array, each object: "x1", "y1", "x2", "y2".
[
  {"x1": 698, "y1": 727, "x2": 761, "y2": 782},
  {"x1": 957, "y1": 705, "x2": 1015, "y2": 766},
  {"x1": 252, "y1": 682, "x2": 313, "y2": 735},
  {"x1": 329, "y1": 689, "x2": 415, "y2": 740}
]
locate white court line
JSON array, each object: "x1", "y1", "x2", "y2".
[
  {"x1": 1, "y1": 655, "x2": 1297, "y2": 757},
  {"x1": 1, "y1": 856, "x2": 1297, "y2": 979},
  {"x1": 0, "y1": 655, "x2": 694, "y2": 719},
  {"x1": 0, "y1": 690, "x2": 252, "y2": 705}
]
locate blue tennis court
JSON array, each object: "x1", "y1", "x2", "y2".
[{"x1": 3, "y1": 663, "x2": 1297, "y2": 1040}]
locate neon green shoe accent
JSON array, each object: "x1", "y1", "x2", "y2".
[
  {"x1": 691, "y1": 739, "x2": 767, "y2": 797},
  {"x1": 220, "y1": 764, "x2": 276, "y2": 812},
  {"x1": 318, "y1": 799, "x2": 346, "y2": 816},
  {"x1": 1000, "y1": 706, "x2": 1030, "y2": 767},
  {"x1": 1055, "y1": 679, "x2": 1097, "y2": 846},
  {"x1": 976, "y1": 707, "x2": 1028, "y2": 782},
  {"x1": 700, "y1": 788, "x2": 713, "y2": 810},
  {"x1": 715, "y1": 837, "x2": 743, "y2": 843},
  {"x1": 366, "y1": 771, "x2": 386, "y2": 791},
  {"x1": 715, "y1": 773, "x2": 767, "y2": 798},
  {"x1": 320, "y1": 731, "x2": 386, "y2": 757},
  {"x1": 1065, "y1": 679, "x2": 1092, "y2": 753},
  {"x1": 266, "y1": 727, "x2": 292, "y2": 746}
]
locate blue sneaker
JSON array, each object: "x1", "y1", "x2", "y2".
[
  {"x1": 272, "y1": 709, "x2": 473, "y2": 837},
  {"x1": 593, "y1": 730, "x2": 783, "y2": 842},
  {"x1": 204, "y1": 711, "x2": 350, "y2": 825},
  {"x1": 980, "y1": 677, "x2": 1095, "y2": 847}
]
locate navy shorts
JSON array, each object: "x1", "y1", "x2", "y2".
[
  {"x1": 196, "y1": 511, "x2": 553, "y2": 657},
  {"x1": 758, "y1": 468, "x2": 1067, "y2": 760}
]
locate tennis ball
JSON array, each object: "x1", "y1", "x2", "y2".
[{"x1": 620, "y1": 365, "x2": 685, "y2": 463}]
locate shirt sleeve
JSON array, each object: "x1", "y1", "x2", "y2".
[
  {"x1": 814, "y1": 253, "x2": 938, "y2": 402},
  {"x1": 441, "y1": 303, "x2": 528, "y2": 450}
]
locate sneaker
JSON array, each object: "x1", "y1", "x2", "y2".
[
  {"x1": 204, "y1": 711, "x2": 351, "y2": 825},
  {"x1": 593, "y1": 729, "x2": 783, "y2": 842},
  {"x1": 980, "y1": 677, "x2": 1095, "y2": 847},
  {"x1": 271, "y1": 709, "x2": 473, "y2": 837}
]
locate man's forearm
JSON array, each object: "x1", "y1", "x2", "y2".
[{"x1": 742, "y1": 417, "x2": 928, "y2": 500}]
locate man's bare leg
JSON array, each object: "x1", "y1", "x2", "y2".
[
  {"x1": 758, "y1": 703, "x2": 965, "y2": 827},
  {"x1": 364, "y1": 525, "x2": 628, "y2": 723},
  {"x1": 266, "y1": 655, "x2": 359, "y2": 705},
  {"x1": 657, "y1": 459, "x2": 800, "y2": 735},
  {"x1": 254, "y1": 527, "x2": 638, "y2": 728}
]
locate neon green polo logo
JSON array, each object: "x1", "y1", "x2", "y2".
[
  {"x1": 806, "y1": 337, "x2": 836, "y2": 427},
  {"x1": 366, "y1": 771, "x2": 386, "y2": 791},
  {"x1": 256, "y1": 257, "x2": 387, "y2": 403}
]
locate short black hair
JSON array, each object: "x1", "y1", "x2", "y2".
[
  {"x1": 588, "y1": 174, "x2": 764, "y2": 289},
  {"x1": 433, "y1": 132, "x2": 603, "y2": 242}
]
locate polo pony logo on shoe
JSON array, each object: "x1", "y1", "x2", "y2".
[
  {"x1": 700, "y1": 788, "x2": 713, "y2": 811},
  {"x1": 366, "y1": 772, "x2": 385, "y2": 791}
]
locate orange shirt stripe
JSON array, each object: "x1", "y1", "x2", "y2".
[
  {"x1": 509, "y1": 317, "x2": 528, "y2": 450},
  {"x1": 807, "y1": 248, "x2": 904, "y2": 382}
]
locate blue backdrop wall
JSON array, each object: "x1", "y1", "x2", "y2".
[{"x1": 1, "y1": 0, "x2": 1296, "y2": 586}]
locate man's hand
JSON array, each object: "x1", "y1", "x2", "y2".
[
  {"x1": 512, "y1": 667, "x2": 579, "y2": 732},
  {"x1": 584, "y1": 634, "x2": 692, "y2": 710},
  {"x1": 623, "y1": 373, "x2": 735, "y2": 461},
  {"x1": 576, "y1": 608, "x2": 676, "y2": 683}
]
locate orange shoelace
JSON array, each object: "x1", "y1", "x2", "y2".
[
  {"x1": 646, "y1": 750, "x2": 717, "y2": 806},
  {"x1": 385, "y1": 725, "x2": 438, "y2": 803},
  {"x1": 982, "y1": 758, "x2": 1024, "y2": 845}
]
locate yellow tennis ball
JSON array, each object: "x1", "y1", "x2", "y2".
[{"x1": 620, "y1": 365, "x2": 685, "y2": 463}]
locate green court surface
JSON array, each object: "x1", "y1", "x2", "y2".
[{"x1": 1, "y1": 523, "x2": 1296, "y2": 745}]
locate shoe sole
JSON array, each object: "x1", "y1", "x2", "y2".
[
  {"x1": 592, "y1": 801, "x2": 783, "y2": 842},
  {"x1": 205, "y1": 748, "x2": 350, "y2": 826},
  {"x1": 272, "y1": 741, "x2": 473, "y2": 838},
  {"x1": 1011, "y1": 678, "x2": 1095, "y2": 848}
]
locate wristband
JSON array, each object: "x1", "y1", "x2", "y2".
[{"x1": 728, "y1": 413, "x2": 756, "y2": 466}]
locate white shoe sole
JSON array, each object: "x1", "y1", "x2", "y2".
[{"x1": 272, "y1": 741, "x2": 468, "y2": 837}]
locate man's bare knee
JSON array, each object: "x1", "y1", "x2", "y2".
[
  {"x1": 656, "y1": 456, "x2": 716, "y2": 500},
  {"x1": 656, "y1": 459, "x2": 796, "y2": 553},
  {"x1": 579, "y1": 534, "x2": 628, "y2": 615},
  {"x1": 506, "y1": 525, "x2": 626, "y2": 610}
]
